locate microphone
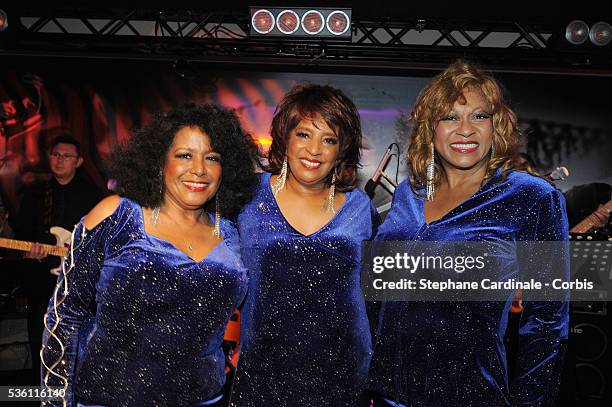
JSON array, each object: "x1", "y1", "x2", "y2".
[
  {"x1": 547, "y1": 166, "x2": 569, "y2": 181},
  {"x1": 365, "y1": 144, "x2": 394, "y2": 198}
]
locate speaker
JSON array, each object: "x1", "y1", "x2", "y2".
[
  {"x1": 0, "y1": 316, "x2": 31, "y2": 371},
  {"x1": 558, "y1": 303, "x2": 611, "y2": 407}
]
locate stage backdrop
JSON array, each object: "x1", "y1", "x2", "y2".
[{"x1": 1, "y1": 59, "x2": 611, "y2": 217}]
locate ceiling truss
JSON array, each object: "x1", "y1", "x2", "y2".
[{"x1": 1, "y1": 7, "x2": 611, "y2": 74}]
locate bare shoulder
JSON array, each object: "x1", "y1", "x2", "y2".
[{"x1": 83, "y1": 195, "x2": 121, "y2": 230}]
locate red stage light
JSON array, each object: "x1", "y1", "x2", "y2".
[
  {"x1": 277, "y1": 10, "x2": 299, "y2": 35},
  {"x1": 326, "y1": 10, "x2": 350, "y2": 36},
  {"x1": 249, "y1": 7, "x2": 351, "y2": 39},
  {"x1": 301, "y1": 10, "x2": 324, "y2": 35},
  {"x1": 251, "y1": 9, "x2": 275, "y2": 34}
]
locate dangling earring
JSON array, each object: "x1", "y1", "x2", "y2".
[
  {"x1": 152, "y1": 169, "x2": 164, "y2": 226},
  {"x1": 158, "y1": 169, "x2": 164, "y2": 196},
  {"x1": 426, "y1": 143, "x2": 435, "y2": 201},
  {"x1": 326, "y1": 171, "x2": 336, "y2": 214},
  {"x1": 151, "y1": 207, "x2": 160, "y2": 226},
  {"x1": 272, "y1": 157, "x2": 288, "y2": 196},
  {"x1": 213, "y1": 194, "x2": 221, "y2": 238}
]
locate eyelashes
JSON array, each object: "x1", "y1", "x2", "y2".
[
  {"x1": 174, "y1": 153, "x2": 222, "y2": 162},
  {"x1": 206, "y1": 155, "x2": 222, "y2": 163},
  {"x1": 440, "y1": 112, "x2": 492, "y2": 121},
  {"x1": 473, "y1": 112, "x2": 492, "y2": 120},
  {"x1": 294, "y1": 132, "x2": 338, "y2": 145}
]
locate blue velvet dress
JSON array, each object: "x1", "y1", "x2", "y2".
[
  {"x1": 41, "y1": 197, "x2": 247, "y2": 406},
  {"x1": 230, "y1": 172, "x2": 378, "y2": 406},
  {"x1": 366, "y1": 170, "x2": 569, "y2": 407}
]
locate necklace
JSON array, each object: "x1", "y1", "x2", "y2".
[{"x1": 151, "y1": 207, "x2": 205, "y2": 251}]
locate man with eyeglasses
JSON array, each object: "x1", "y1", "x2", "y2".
[{"x1": 14, "y1": 134, "x2": 103, "y2": 385}]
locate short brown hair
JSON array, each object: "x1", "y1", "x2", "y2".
[{"x1": 266, "y1": 84, "x2": 362, "y2": 192}]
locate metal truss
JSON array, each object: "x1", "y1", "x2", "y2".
[
  {"x1": 2, "y1": 7, "x2": 611, "y2": 74},
  {"x1": 352, "y1": 19, "x2": 552, "y2": 50},
  {"x1": 9, "y1": 8, "x2": 251, "y2": 39}
]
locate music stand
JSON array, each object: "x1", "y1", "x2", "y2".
[{"x1": 569, "y1": 234, "x2": 612, "y2": 315}]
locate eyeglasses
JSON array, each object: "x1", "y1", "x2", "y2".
[{"x1": 49, "y1": 152, "x2": 79, "y2": 161}]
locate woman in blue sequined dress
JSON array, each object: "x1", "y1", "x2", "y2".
[
  {"x1": 230, "y1": 84, "x2": 379, "y2": 406},
  {"x1": 41, "y1": 104, "x2": 258, "y2": 406},
  {"x1": 366, "y1": 61, "x2": 569, "y2": 406}
]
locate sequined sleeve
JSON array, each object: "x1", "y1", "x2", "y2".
[
  {"x1": 511, "y1": 189, "x2": 570, "y2": 406},
  {"x1": 369, "y1": 200, "x2": 381, "y2": 239},
  {"x1": 41, "y1": 210, "x2": 121, "y2": 407},
  {"x1": 218, "y1": 218, "x2": 247, "y2": 309}
]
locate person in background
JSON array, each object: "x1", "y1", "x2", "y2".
[
  {"x1": 14, "y1": 135, "x2": 102, "y2": 384},
  {"x1": 16, "y1": 135, "x2": 102, "y2": 252}
]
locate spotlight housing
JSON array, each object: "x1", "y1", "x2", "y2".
[
  {"x1": 0, "y1": 9, "x2": 8, "y2": 32},
  {"x1": 251, "y1": 9, "x2": 275, "y2": 34},
  {"x1": 565, "y1": 20, "x2": 589, "y2": 45},
  {"x1": 326, "y1": 10, "x2": 350, "y2": 36},
  {"x1": 249, "y1": 7, "x2": 352, "y2": 40},
  {"x1": 277, "y1": 10, "x2": 299, "y2": 35},
  {"x1": 589, "y1": 21, "x2": 612, "y2": 46},
  {"x1": 301, "y1": 10, "x2": 324, "y2": 35}
]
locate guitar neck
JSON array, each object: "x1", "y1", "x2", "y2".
[
  {"x1": 0, "y1": 237, "x2": 68, "y2": 257},
  {"x1": 570, "y1": 199, "x2": 612, "y2": 234}
]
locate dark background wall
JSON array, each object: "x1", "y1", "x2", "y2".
[{"x1": 1, "y1": 58, "x2": 611, "y2": 215}]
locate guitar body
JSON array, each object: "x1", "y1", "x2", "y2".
[
  {"x1": 49, "y1": 226, "x2": 72, "y2": 275},
  {"x1": 570, "y1": 199, "x2": 612, "y2": 234},
  {"x1": 0, "y1": 226, "x2": 72, "y2": 276}
]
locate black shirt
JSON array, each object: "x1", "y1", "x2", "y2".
[
  {"x1": 16, "y1": 176, "x2": 103, "y2": 244},
  {"x1": 14, "y1": 175, "x2": 102, "y2": 300}
]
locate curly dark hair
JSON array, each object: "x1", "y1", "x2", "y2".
[
  {"x1": 109, "y1": 103, "x2": 259, "y2": 219},
  {"x1": 266, "y1": 84, "x2": 362, "y2": 192}
]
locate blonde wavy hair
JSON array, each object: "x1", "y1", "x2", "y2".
[{"x1": 407, "y1": 60, "x2": 537, "y2": 194}]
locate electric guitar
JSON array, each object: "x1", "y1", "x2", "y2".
[
  {"x1": 569, "y1": 199, "x2": 612, "y2": 234},
  {"x1": 0, "y1": 226, "x2": 72, "y2": 275}
]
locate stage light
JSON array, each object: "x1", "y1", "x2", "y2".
[
  {"x1": 251, "y1": 9, "x2": 275, "y2": 34},
  {"x1": 565, "y1": 20, "x2": 589, "y2": 45},
  {"x1": 0, "y1": 9, "x2": 8, "y2": 32},
  {"x1": 589, "y1": 21, "x2": 612, "y2": 46},
  {"x1": 277, "y1": 10, "x2": 299, "y2": 34},
  {"x1": 249, "y1": 7, "x2": 352, "y2": 40},
  {"x1": 326, "y1": 10, "x2": 350, "y2": 36},
  {"x1": 301, "y1": 10, "x2": 324, "y2": 35}
]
